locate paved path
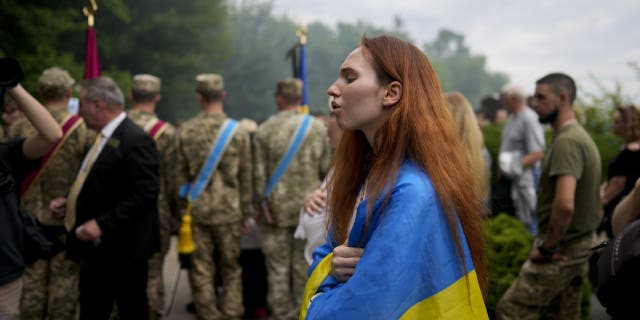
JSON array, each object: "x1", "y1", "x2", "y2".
[{"x1": 163, "y1": 237, "x2": 194, "y2": 320}]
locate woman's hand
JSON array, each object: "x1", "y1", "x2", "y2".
[
  {"x1": 303, "y1": 187, "x2": 326, "y2": 215},
  {"x1": 330, "y1": 244, "x2": 363, "y2": 282}
]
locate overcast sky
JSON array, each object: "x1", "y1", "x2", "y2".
[{"x1": 266, "y1": 0, "x2": 640, "y2": 102}]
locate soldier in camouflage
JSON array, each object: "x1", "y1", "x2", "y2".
[
  {"x1": 16, "y1": 67, "x2": 93, "y2": 320},
  {"x1": 127, "y1": 74, "x2": 179, "y2": 320},
  {"x1": 253, "y1": 78, "x2": 331, "y2": 320},
  {"x1": 176, "y1": 73, "x2": 252, "y2": 320}
]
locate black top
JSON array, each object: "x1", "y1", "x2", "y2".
[
  {"x1": 0, "y1": 139, "x2": 39, "y2": 285},
  {"x1": 605, "y1": 148, "x2": 640, "y2": 217},
  {"x1": 66, "y1": 118, "x2": 160, "y2": 263}
]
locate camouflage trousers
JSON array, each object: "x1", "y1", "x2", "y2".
[
  {"x1": 260, "y1": 225, "x2": 307, "y2": 320},
  {"x1": 20, "y1": 246, "x2": 79, "y2": 320},
  {"x1": 147, "y1": 219, "x2": 171, "y2": 320},
  {"x1": 188, "y1": 222, "x2": 244, "y2": 320},
  {"x1": 496, "y1": 233, "x2": 595, "y2": 320}
]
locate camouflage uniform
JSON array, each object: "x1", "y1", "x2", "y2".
[
  {"x1": 177, "y1": 110, "x2": 252, "y2": 320},
  {"x1": 254, "y1": 109, "x2": 331, "y2": 319},
  {"x1": 13, "y1": 106, "x2": 92, "y2": 320},
  {"x1": 127, "y1": 107, "x2": 179, "y2": 320}
]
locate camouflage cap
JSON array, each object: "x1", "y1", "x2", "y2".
[
  {"x1": 38, "y1": 67, "x2": 75, "y2": 90},
  {"x1": 132, "y1": 74, "x2": 161, "y2": 94},
  {"x1": 276, "y1": 78, "x2": 303, "y2": 98},
  {"x1": 196, "y1": 73, "x2": 224, "y2": 93}
]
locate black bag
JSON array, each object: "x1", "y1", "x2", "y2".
[
  {"x1": 592, "y1": 219, "x2": 640, "y2": 315},
  {"x1": 20, "y1": 211, "x2": 64, "y2": 265}
]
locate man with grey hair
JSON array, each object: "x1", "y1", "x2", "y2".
[
  {"x1": 498, "y1": 83, "x2": 545, "y2": 234},
  {"x1": 49, "y1": 76, "x2": 160, "y2": 319}
]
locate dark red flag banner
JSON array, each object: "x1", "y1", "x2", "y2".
[{"x1": 84, "y1": 26, "x2": 100, "y2": 79}]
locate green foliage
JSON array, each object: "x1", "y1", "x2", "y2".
[
  {"x1": 423, "y1": 30, "x2": 509, "y2": 108},
  {"x1": 482, "y1": 214, "x2": 533, "y2": 317},
  {"x1": 217, "y1": 2, "x2": 410, "y2": 122},
  {"x1": 0, "y1": 0, "x2": 232, "y2": 123},
  {"x1": 91, "y1": 0, "x2": 233, "y2": 122},
  {"x1": 0, "y1": 0, "x2": 84, "y2": 92}
]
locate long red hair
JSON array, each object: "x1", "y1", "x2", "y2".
[{"x1": 327, "y1": 35, "x2": 487, "y2": 295}]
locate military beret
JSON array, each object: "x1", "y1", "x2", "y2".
[
  {"x1": 196, "y1": 73, "x2": 224, "y2": 93},
  {"x1": 132, "y1": 74, "x2": 161, "y2": 94},
  {"x1": 38, "y1": 67, "x2": 75, "y2": 90},
  {"x1": 276, "y1": 78, "x2": 303, "y2": 97}
]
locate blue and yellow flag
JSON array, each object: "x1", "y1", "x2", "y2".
[
  {"x1": 288, "y1": 26, "x2": 310, "y2": 114},
  {"x1": 299, "y1": 42, "x2": 309, "y2": 112},
  {"x1": 300, "y1": 160, "x2": 488, "y2": 320}
]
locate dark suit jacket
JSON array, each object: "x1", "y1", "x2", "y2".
[{"x1": 67, "y1": 118, "x2": 160, "y2": 262}]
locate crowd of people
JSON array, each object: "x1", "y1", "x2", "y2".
[{"x1": 1, "y1": 33, "x2": 639, "y2": 320}]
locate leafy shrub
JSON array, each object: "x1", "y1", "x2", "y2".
[{"x1": 482, "y1": 214, "x2": 533, "y2": 318}]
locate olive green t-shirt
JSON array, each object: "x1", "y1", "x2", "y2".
[{"x1": 536, "y1": 123, "x2": 602, "y2": 242}]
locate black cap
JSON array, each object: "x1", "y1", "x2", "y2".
[{"x1": 0, "y1": 58, "x2": 24, "y2": 88}]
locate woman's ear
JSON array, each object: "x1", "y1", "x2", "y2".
[{"x1": 382, "y1": 81, "x2": 402, "y2": 108}]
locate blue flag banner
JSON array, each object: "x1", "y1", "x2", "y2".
[
  {"x1": 299, "y1": 43, "x2": 309, "y2": 107},
  {"x1": 300, "y1": 160, "x2": 488, "y2": 320}
]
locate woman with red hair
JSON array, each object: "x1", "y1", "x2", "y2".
[{"x1": 299, "y1": 35, "x2": 488, "y2": 319}]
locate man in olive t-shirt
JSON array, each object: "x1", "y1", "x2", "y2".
[
  {"x1": 497, "y1": 73, "x2": 601, "y2": 320},
  {"x1": 536, "y1": 124, "x2": 601, "y2": 241}
]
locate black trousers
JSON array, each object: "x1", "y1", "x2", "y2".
[{"x1": 79, "y1": 256, "x2": 149, "y2": 320}]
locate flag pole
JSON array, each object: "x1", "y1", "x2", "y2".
[{"x1": 296, "y1": 25, "x2": 309, "y2": 114}]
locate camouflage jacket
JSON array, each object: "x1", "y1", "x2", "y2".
[
  {"x1": 128, "y1": 109, "x2": 180, "y2": 228},
  {"x1": 9, "y1": 106, "x2": 93, "y2": 226},
  {"x1": 176, "y1": 111, "x2": 252, "y2": 225},
  {"x1": 253, "y1": 109, "x2": 331, "y2": 227}
]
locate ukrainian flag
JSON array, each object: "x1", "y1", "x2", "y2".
[{"x1": 300, "y1": 160, "x2": 488, "y2": 319}]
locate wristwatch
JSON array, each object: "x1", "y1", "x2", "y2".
[{"x1": 537, "y1": 240, "x2": 558, "y2": 261}]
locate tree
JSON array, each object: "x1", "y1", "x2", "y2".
[
  {"x1": 0, "y1": 0, "x2": 232, "y2": 122},
  {"x1": 86, "y1": 0, "x2": 233, "y2": 121},
  {"x1": 0, "y1": 0, "x2": 85, "y2": 91},
  {"x1": 423, "y1": 29, "x2": 509, "y2": 108}
]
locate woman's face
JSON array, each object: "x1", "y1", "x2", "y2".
[
  {"x1": 327, "y1": 47, "x2": 387, "y2": 138},
  {"x1": 612, "y1": 111, "x2": 626, "y2": 138}
]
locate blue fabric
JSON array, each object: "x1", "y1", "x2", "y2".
[
  {"x1": 306, "y1": 160, "x2": 476, "y2": 319},
  {"x1": 299, "y1": 44, "x2": 309, "y2": 106},
  {"x1": 263, "y1": 115, "x2": 312, "y2": 197}
]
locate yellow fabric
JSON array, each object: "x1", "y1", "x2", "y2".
[
  {"x1": 64, "y1": 133, "x2": 103, "y2": 231},
  {"x1": 400, "y1": 270, "x2": 488, "y2": 320},
  {"x1": 298, "y1": 253, "x2": 333, "y2": 320},
  {"x1": 177, "y1": 202, "x2": 195, "y2": 255}
]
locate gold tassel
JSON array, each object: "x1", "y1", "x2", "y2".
[{"x1": 178, "y1": 202, "x2": 195, "y2": 255}]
